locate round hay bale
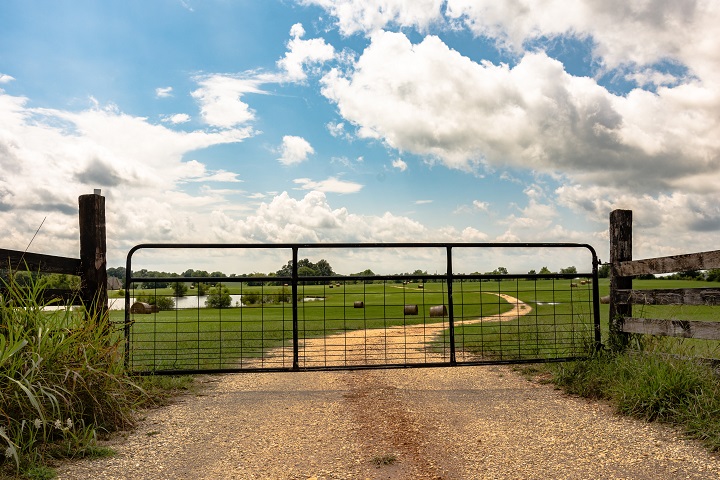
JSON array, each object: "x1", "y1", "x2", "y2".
[
  {"x1": 429, "y1": 305, "x2": 447, "y2": 317},
  {"x1": 130, "y1": 302, "x2": 153, "y2": 314},
  {"x1": 354, "y1": 301, "x2": 364, "y2": 308},
  {"x1": 404, "y1": 304, "x2": 419, "y2": 315}
]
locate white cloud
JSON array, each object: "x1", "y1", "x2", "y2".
[
  {"x1": 162, "y1": 113, "x2": 191, "y2": 124},
  {"x1": 0, "y1": 74, "x2": 14, "y2": 84},
  {"x1": 321, "y1": 31, "x2": 720, "y2": 192},
  {"x1": 472, "y1": 200, "x2": 489, "y2": 212},
  {"x1": 278, "y1": 135, "x2": 315, "y2": 165},
  {"x1": 445, "y1": 0, "x2": 720, "y2": 83},
  {"x1": 555, "y1": 183, "x2": 720, "y2": 259},
  {"x1": 300, "y1": 0, "x2": 445, "y2": 35},
  {"x1": 277, "y1": 23, "x2": 335, "y2": 82},
  {"x1": 0, "y1": 88, "x2": 253, "y2": 262},
  {"x1": 415, "y1": 199, "x2": 432, "y2": 205},
  {"x1": 391, "y1": 158, "x2": 407, "y2": 171},
  {"x1": 293, "y1": 177, "x2": 363, "y2": 194},
  {"x1": 191, "y1": 74, "x2": 268, "y2": 128},
  {"x1": 326, "y1": 121, "x2": 346, "y2": 137},
  {"x1": 155, "y1": 86, "x2": 173, "y2": 98}
]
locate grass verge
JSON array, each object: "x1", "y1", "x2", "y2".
[
  {"x1": 548, "y1": 347, "x2": 720, "y2": 452},
  {"x1": 0, "y1": 276, "x2": 193, "y2": 479}
]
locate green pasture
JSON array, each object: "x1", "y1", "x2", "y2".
[{"x1": 118, "y1": 278, "x2": 720, "y2": 372}]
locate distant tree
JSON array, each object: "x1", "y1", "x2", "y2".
[
  {"x1": 172, "y1": 281, "x2": 188, "y2": 297},
  {"x1": 206, "y1": 285, "x2": 232, "y2": 308},
  {"x1": 538, "y1": 266, "x2": 553, "y2": 275},
  {"x1": 681, "y1": 270, "x2": 701, "y2": 279},
  {"x1": 598, "y1": 264, "x2": 610, "y2": 278},
  {"x1": 315, "y1": 259, "x2": 335, "y2": 277},
  {"x1": 560, "y1": 266, "x2": 577, "y2": 275},
  {"x1": 107, "y1": 266, "x2": 126, "y2": 287},
  {"x1": 707, "y1": 269, "x2": 720, "y2": 282},
  {"x1": 40, "y1": 273, "x2": 81, "y2": 291},
  {"x1": 527, "y1": 269, "x2": 537, "y2": 275},
  {"x1": 298, "y1": 266, "x2": 317, "y2": 277}
]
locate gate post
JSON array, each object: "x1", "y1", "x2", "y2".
[
  {"x1": 79, "y1": 191, "x2": 108, "y2": 323},
  {"x1": 609, "y1": 209, "x2": 632, "y2": 351}
]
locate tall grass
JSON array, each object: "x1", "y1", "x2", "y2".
[
  {"x1": 0, "y1": 275, "x2": 146, "y2": 475},
  {"x1": 551, "y1": 345, "x2": 720, "y2": 452}
]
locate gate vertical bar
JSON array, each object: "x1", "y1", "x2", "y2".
[
  {"x1": 292, "y1": 247, "x2": 299, "y2": 370},
  {"x1": 446, "y1": 246, "x2": 456, "y2": 365},
  {"x1": 591, "y1": 251, "x2": 602, "y2": 349}
]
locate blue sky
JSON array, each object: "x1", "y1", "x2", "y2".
[{"x1": 1, "y1": 0, "x2": 719, "y2": 274}]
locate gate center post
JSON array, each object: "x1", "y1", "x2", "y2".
[
  {"x1": 292, "y1": 247, "x2": 299, "y2": 370},
  {"x1": 446, "y1": 246, "x2": 456, "y2": 365}
]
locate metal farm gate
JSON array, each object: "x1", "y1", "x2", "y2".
[{"x1": 122, "y1": 243, "x2": 601, "y2": 375}]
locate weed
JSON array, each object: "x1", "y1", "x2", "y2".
[{"x1": 372, "y1": 454, "x2": 397, "y2": 468}]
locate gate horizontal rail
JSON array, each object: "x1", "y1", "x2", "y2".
[{"x1": 124, "y1": 242, "x2": 600, "y2": 374}]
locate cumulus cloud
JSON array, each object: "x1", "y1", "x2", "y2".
[
  {"x1": 556, "y1": 183, "x2": 720, "y2": 258},
  {"x1": 445, "y1": 0, "x2": 720, "y2": 83},
  {"x1": 210, "y1": 190, "x2": 488, "y2": 246},
  {"x1": 278, "y1": 135, "x2": 315, "y2": 165},
  {"x1": 0, "y1": 73, "x2": 14, "y2": 84},
  {"x1": 277, "y1": 23, "x2": 335, "y2": 82},
  {"x1": 300, "y1": 0, "x2": 445, "y2": 35},
  {"x1": 0, "y1": 88, "x2": 252, "y2": 259},
  {"x1": 321, "y1": 31, "x2": 720, "y2": 192},
  {"x1": 293, "y1": 177, "x2": 363, "y2": 193}
]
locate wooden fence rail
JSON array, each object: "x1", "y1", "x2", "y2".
[
  {"x1": 0, "y1": 192, "x2": 107, "y2": 318},
  {"x1": 609, "y1": 209, "x2": 720, "y2": 349}
]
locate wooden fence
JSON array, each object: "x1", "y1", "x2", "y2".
[
  {"x1": 0, "y1": 192, "x2": 108, "y2": 318},
  {"x1": 609, "y1": 209, "x2": 720, "y2": 350}
]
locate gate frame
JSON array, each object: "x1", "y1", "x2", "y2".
[{"x1": 124, "y1": 242, "x2": 601, "y2": 373}]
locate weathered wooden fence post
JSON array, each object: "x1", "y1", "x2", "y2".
[
  {"x1": 609, "y1": 209, "x2": 632, "y2": 351},
  {"x1": 79, "y1": 191, "x2": 108, "y2": 322}
]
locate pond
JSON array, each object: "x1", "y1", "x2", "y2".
[{"x1": 109, "y1": 294, "x2": 245, "y2": 310}]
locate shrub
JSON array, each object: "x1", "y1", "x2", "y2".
[{"x1": 206, "y1": 286, "x2": 231, "y2": 308}]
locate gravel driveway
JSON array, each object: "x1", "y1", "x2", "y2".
[
  {"x1": 55, "y1": 366, "x2": 720, "y2": 479},
  {"x1": 55, "y1": 294, "x2": 720, "y2": 479}
]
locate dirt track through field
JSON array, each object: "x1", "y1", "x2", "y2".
[{"x1": 257, "y1": 293, "x2": 532, "y2": 368}]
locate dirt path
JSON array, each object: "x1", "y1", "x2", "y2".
[
  {"x1": 54, "y1": 295, "x2": 720, "y2": 479},
  {"x1": 259, "y1": 293, "x2": 532, "y2": 368}
]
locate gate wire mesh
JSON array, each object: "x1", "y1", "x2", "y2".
[{"x1": 123, "y1": 243, "x2": 600, "y2": 374}]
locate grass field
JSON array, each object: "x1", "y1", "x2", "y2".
[
  {"x1": 116, "y1": 277, "x2": 720, "y2": 372},
  {"x1": 120, "y1": 278, "x2": 600, "y2": 372}
]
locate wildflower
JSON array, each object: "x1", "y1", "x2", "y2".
[
  {"x1": 66, "y1": 418, "x2": 73, "y2": 429},
  {"x1": 4, "y1": 446, "x2": 14, "y2": 459},
  {"x1": 34, "y1": 419, "x2": 43, "y2": 429},
  {"x1": 54, "y1": 419, "x2": 62, "y2": 430}
]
